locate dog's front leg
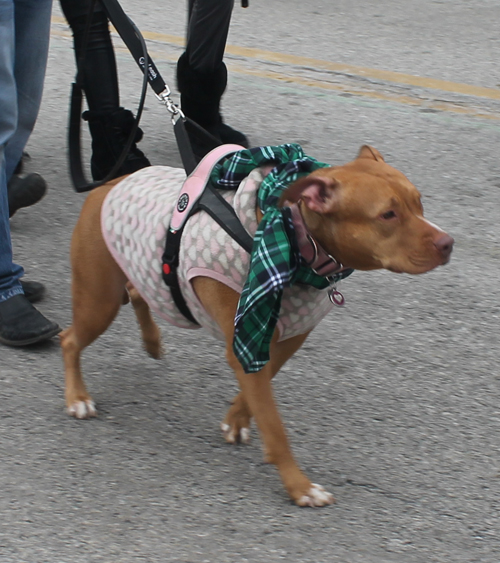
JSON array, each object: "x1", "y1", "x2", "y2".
[
  {"x1": 221, "y1": 330, "x2": 310, "y2": 446},
  {"x1": 221, "y1": 392, "x2": 252, "y2": 444},
  {"x1": 225, "y1": 345, "x2": 334, "y2": 507},
  {"x1": 193, "y1": 277, "x2": 334, "y2": 506}
]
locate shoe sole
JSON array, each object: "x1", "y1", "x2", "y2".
[{"x1": 0, "y1": 326, "x2": 61, "y2": 347}]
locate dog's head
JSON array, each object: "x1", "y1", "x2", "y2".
[{"x1": 280, "y1": 145, "x2": 453, "y2": 275}]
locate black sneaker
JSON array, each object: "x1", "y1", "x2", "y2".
[
  {"x1": 7, "y1": 173, "x2": 47, "y2": 218},
  {"x1": 0, "y1": 294, "x2": 61, "y2": 346},
  {"x1": 20, "y1": 280, "x2": 46, "y2": 304}
]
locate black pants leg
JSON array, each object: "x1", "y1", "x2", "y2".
[
  {"x1": 59, "y1": 0, "x2": 119, "y2": 113},
  {"x1": 185, "y1": 0, "x2": 234, "y2": 73}
]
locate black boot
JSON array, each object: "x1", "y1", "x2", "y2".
[
  {"x1": 7, "y1": 173, "x2": 47, "y2": 217},
  {"x1": 82, "y1": 107, "x2": 151, "y2": 181},
  {"x1": 177, "y1": 53, "x2": 249, "y2": 159},
  {"x1": 0, "y1": 294, "x2": 61, "y2": 346}
]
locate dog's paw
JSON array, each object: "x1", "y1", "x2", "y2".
[
  {"x1": 296, "y1": 484, "x2": 335, "y2": 507},
  {"x1": 67, "y1": 400, "x2": 97, "y2": 419},
  {"x1": 221, "y1": 422, "x2": 251, "y2": 444},
  {"x1": 144, "y1": 339, "x2": 163, "y2": 360},
  {"x1": 221, "y1": 394, "x2": 252, "y2": 444}
]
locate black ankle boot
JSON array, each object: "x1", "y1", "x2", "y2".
[
  {"x1": 82, "y1": 107, "x2": 151, "y2": 181},
  {"x1": 177, "y1": 53, "x2": 249, "y2": 159}
]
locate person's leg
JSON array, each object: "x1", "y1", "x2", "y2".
[
  {"x1": 59, "y1": 0, "x2": 150, "y2": 180},
  {"x1": 185, "y1": 0, "x2": 233, "y2": 74},
  {"x1": 4, "y1": 0, "x2": 51, "y2": 216},
  {"x1": 0, "y1": 0, "x2": 24, "y2": 298},
  {"x1": 177, "y1": 0, "x2": 248, "y2": 158},
  {"x1": 0, "y1": 0, "x2": 60, "y2": 345},
  {"x1": 0, "y1": 151, "x2": 23, "y2": 301},
  {"x1": 4, "y1": 0, "x2": 52, "y2": 181},
  {"x1": 59, "y1": 0, "x2": 119, "y2": 113}
]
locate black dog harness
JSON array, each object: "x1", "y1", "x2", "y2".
[{"x1": 161, "y1": 145, "x2": 253, "y2": 325}]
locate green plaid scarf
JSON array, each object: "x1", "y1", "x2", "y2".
[{"x1": 210, "y1": 144, "x2": 353, "y2": 373}]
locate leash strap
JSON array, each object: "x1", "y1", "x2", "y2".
[
  {"x1": 173, "y1": 118, "x2": 199, "y2": 177},
  {"x1": 69, "y1": 0, "x2": 253, "y2": 323},
  {"x1": 99, "y1": 0, "x2": 166, "y2": 96},
  {"x1": 102, "y1": 0, "x2": 249, "y2": 91}
]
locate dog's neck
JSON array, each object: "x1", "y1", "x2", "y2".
[{"x1": 289, "y1": 201, "x2": 347, "y2": 277}]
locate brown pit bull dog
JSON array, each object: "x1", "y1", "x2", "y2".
[{"x1": 60, "y1": 145, "x2": 453, "y2": 507}]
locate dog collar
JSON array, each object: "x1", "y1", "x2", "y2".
[{"x1": 289, "y1": 202, "x2": 347, "y2": 278}]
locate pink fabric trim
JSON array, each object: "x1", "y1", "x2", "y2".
[
  {"x1": 170, "y1": 144, "x2": 244, "y2": 231},
  {"x1": 185, "y1": 267, "x2": 285, "y2": 339},
  {"x1": 187, "y1": 267, "x2": 242, "y2": 295}
]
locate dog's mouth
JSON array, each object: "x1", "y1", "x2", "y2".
[
  {"x1": 440, "y1": 254, "x2": 452, "y2": 266},
  {"x1": 385, "y1": 254, "x2": 450, "y2": 275}
]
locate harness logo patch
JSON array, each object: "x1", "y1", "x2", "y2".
[{"x1": 177, "y1": 193, "x2": 189, "y2": 212}]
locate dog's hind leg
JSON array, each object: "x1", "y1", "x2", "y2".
[
  {"x1": 61, "y1": 184, "x2": 127, "y2": 419},
  {"x1": 127, "y1": 282, "x2": 162, "y2": 359}
]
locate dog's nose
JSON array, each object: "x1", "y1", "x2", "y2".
[{"x1": 434, "y1": 233, "x2": 454, "y2": 262}]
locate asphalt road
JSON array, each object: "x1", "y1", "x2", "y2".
[{"x1": 1, "y1": 1, "x2": 500, "y2": 561}]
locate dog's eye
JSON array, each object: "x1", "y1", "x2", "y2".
[{"x1": 381, "y1": 210, "x2": 397, "y2": 220}]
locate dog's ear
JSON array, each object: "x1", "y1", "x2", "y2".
[
  {"x1": 358, "y1": 145, "x2": 385, "y2": 162},
  {"x1": 279, "y1": 175, "x2": 339, "y2": 213}
]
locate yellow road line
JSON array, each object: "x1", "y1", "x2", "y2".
[
  {"x1": 224, "y1": 45, "x2": 500, "y2": 102},
  {"x1": 223, "y1": 63, "x2": 500, "y2": 122},
  {"x1": 51, "y1": 16, "x2": 500, "y2": 106}
]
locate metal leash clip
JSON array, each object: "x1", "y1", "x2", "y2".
[{"x1": 155, "y1": 86, "x2": 185, "y2": 124}]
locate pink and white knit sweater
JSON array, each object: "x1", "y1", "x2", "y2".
[{"x1": 101, "y1": 165, "x2": 334, "y2": 341}]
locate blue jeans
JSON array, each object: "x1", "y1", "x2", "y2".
[{"x1": 0, "y1": 0, "x2": 53, "y2": 303}]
